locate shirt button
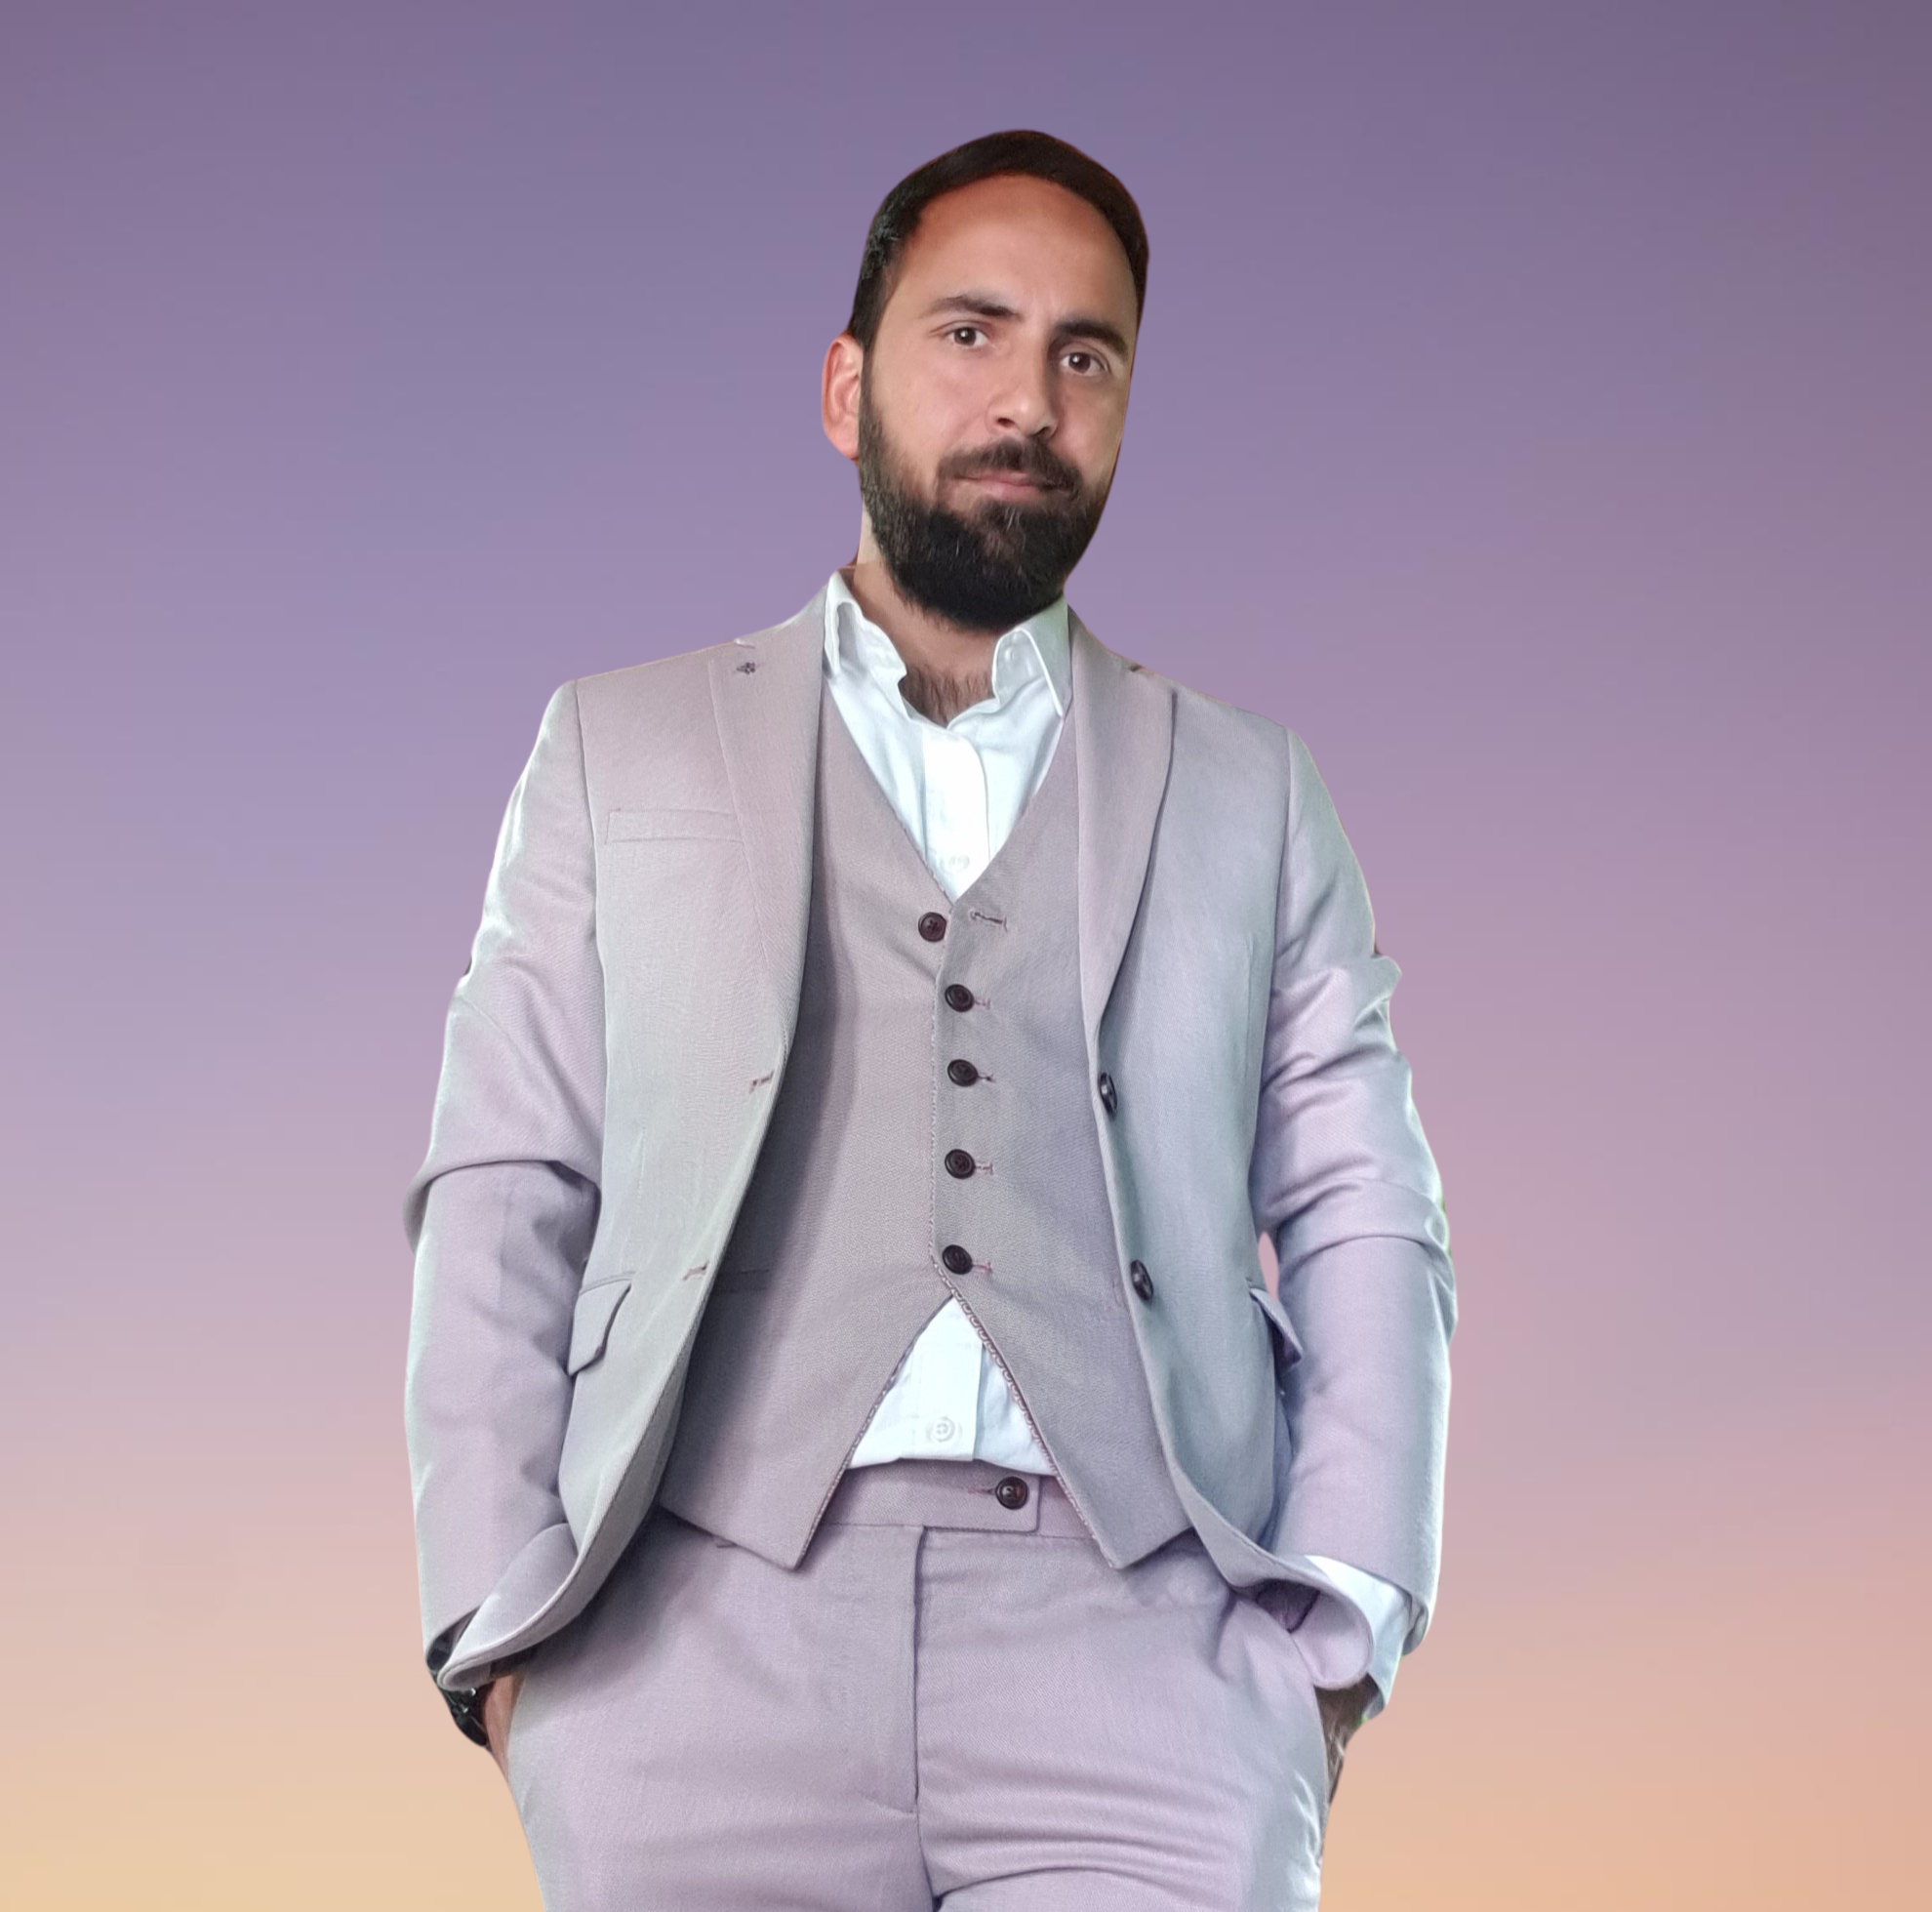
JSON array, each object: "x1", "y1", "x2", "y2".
[
  {"x1": 945, "y1": 1148, "x2": 977, "y2": 1179},
  {"x1": 918, "y1": 912, "x2": 947, "y2": 942},
  {"x1": 941, "y1": 1243, "x2": 974, "y2": 1275},
  {"x1": 1129, "y1": 1259, "x2": 1154, "y2": 1302},
  {"x1": 944, "y1": 983, "x2": 976, "y2": 1012},
  {"x1": 946, "y1": 1058, "x2": 980, "y2": 1086},
  {"x1": 929, "y1": 1417, "x2": 957, "y2": 1442},
  {"x1": 1097, "y1": 1072, "x2": 1118, "y2": 1116}
]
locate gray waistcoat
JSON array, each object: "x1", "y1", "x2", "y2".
[{"x1": 654, "y1": 677, "x2": 1192, "y2": 1570}]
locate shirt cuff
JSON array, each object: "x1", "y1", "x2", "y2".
[{"x1": 1302, "y1": 1554, "x2": 1415, "y2": 1720}]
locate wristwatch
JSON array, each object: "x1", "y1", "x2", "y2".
[
  {"x1": 425, "y1": 1620, "x2": 490, "y2": 1745},
  {"x1": 426, "y1": 1621, "x2": 535, "y2": 1748}
]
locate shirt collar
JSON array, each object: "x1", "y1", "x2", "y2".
[{"x1": 822, "y1": 568, "x2": 1071, "y2": 719}]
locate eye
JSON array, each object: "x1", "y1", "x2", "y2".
[
  {"x1": 1064, "y1": 349, "x2": 1107, "y2": 376},
  {"x1": 949, "y1": 325, "x2": 986, "y2": 346}
]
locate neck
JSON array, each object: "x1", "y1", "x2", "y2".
[{"x1": 843, "y1": 529, "x2": 1011, "y2": 724}]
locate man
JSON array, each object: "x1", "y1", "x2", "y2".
[{"x1": 404, "y1": 129, "x2": 1454, "y2": 1909}]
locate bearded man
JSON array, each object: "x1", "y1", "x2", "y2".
[{"x1": 404, "y1": 128, "x2": 1455, "y2": 1911}]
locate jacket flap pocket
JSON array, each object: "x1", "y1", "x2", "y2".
[
  {"x1": 607, "y1": 806, "x2": 741, "y2": 842},
  {"x1": 1250, "y1": 1282, "x2": 1304, "y2": 1368},
  {"x1": 566, "y1": 1278, "x2": 632, "y2": 1373}
]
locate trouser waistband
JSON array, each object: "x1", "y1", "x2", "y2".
[{"x1": 818, "y1": 1456, "x2": 1093, "y2": 1536}]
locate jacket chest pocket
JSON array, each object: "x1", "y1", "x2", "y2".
[
  {"x1": 595, "y1": 813, "x2": 766, "y2": 1076},
  {"x1": 606, "y1": 806, "x2": 740, "y2": 842}
]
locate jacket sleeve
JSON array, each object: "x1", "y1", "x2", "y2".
[
  {"x1": 402, "y1": 680, "x2": 606, "y2": 1696},
  {"x1": 1247, "y1": 729, "x2": 1456, "y2": 1651}
]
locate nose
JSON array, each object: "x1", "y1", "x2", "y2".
[{"x1": 988, "y1": 353, "x2": 1057, "y2": 439}]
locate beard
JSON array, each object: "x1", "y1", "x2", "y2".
[{"x1": 856, "y1": 380, "x2": 1111, "y2": 633}]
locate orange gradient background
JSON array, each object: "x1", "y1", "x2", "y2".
[{"x1": 4, "y1": 4, "x2": 1925, "y2": 1905}]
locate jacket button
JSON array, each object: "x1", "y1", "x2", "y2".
[
  {"x1": 993, "y1": 1475, "x2": 1029, "y2": 1509},
  {"x1": 1097, "y1": 1071, "x2": 1117, "y2": 1115},
  {"x1": 918, "y1": 912, "x2": 947, "y2": 942},
  {"x1": 1129, "y1": 1259, "x2": 1154, "y2": 1302},
  {"x1": 941, "y1": 1243, "x2": 974, "y2": 1275},
  {"x1": 945, "y1": 1148, "x2": 977, "y2": 1179},
  {"x1": 946, "y1": 1057, "x2": 980, "y2": 1086},
  {"x1": 944, "y1": 982, "x2": 976, "y2": 1011}
]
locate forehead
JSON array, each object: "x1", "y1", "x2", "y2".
[{"x1": 887, "y1": 174, "x2": 1138, "y2": 334}]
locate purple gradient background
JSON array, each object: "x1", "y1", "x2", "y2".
[{"x1": 4, "y1": 4, "x2": 1926, "y2": 1903}]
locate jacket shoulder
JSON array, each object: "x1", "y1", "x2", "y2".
[
  {"x1": 1123, "y1": 655, "x2": 1298, "y2": 793},
  {"x1": 572, "y1": 590, "x2": 818, "y2": 697},
  {"x1": 571, "y1": 631, "x2": 745, "y2": 705},
  {"x1": 563, "y1": 602, "x2": 816, "y2": 766}
]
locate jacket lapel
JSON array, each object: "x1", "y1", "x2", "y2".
[
  {"x1": 708, "y1": 588, "x2": 1175, "y2": 1061},
  {"x1": 707, "y1": 585, "x2": 829, "y2": 1057},
  {"x1": 1068, "y1": 608, "x2": 1175, "y2": 1047}
]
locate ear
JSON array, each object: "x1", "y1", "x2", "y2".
[{"x1": 822, "y1": 333, "x2": 864, "y2": 464}]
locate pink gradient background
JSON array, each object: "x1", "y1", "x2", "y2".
[{"x1": 4, "y1": 4, "x2": 1926, "y2": 1903}]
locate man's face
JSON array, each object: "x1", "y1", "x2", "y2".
[{"x1": 845, "y1": 173, "x2": 1139, "y2": 631}]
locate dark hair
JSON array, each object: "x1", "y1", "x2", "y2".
[{"x1": 846, "y1": 130, "x2": 1148, "y2": 350}]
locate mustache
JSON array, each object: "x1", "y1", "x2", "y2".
[{"x1": 940, "y1": 436, "x2": 1083, "y2": 495}]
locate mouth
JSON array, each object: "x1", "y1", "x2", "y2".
[{"x1": 956, "y1": 469, "x2": 1059, "y2": 497}]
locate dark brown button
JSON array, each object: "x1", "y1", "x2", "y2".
[
  {"x1": 941, "y1": 1243, "x2": 974, "y2": 1275},
  {"x1": 993, "y1": 1475, "x2": 1029, "y2": 1510},
  {"x1": 1097, "y1": 1071, "x2": 1117, "y2": 1115},
  {"x1": 945, "y1": 1148, "x2": 976, "y2": 1179},
  {"x1": 944, "y1": 982, "x2": 976, "y2": 1011},
  {"x1": 946, "y1": 1058, "x2": 980, "y2": 1087},
  {"x1": 1129, "y1": 1258, "x2": 1154, "y2": 1301},
  {"x1": 918, "y1": 912, "x2": 947, "y2": 942}
]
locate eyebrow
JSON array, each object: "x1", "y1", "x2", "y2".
[{"x1": 921, "y1": 293, "x2": 1132, "y2": 362}]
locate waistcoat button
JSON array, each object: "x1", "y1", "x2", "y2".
[
  {"x1": 944, "y1": 983, "x2": 976, "y2": 1012},
  {"x1": 1129, "y1": 1258, "x2": 1154, "y2": 1301},
  {"x1": 945, "y1": 1148, "x2": 977, "y2": 1179},
  {"x1": 1097, "y1": 1071, "x2": 1117, "y2": 1115},
  {"x1": 946, "y1": 1058, "x2": 980, "y2": 1086},
  {"x1": 918, "y1": 912, "x2": 947, "y2": 942},
  {"x1": 941, "y1": 1243, "x2": 974, "y2": 1275},
  {"x1": 993, "y1": 1475, "x2": 1030, "y2": 1510}
]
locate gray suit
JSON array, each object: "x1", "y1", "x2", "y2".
[{"x1": 403, "y1": 584, "x2": 1455, "y2": 1732}]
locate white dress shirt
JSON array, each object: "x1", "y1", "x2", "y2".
[{"x1": 822, "y1": 568, "x2": 1413, "y2": 1710}]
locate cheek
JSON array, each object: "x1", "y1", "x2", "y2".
[
  {"x1": 1057, "y1": 401, "x2": 1126, "y2": 484},
  {"x1": 907, "y1": 360, "x2": 993, "y2": 440}
]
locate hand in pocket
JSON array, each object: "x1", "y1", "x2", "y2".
[{"x1": 482, "y1": 1667, "x2": 528, "y2": 1784}]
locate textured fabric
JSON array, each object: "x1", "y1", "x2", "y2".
[
  {"x1": 819, "y1": 569, "x2": 1414, "y2": 1710},
  {"x1": 507, "y1": 1459, "x2": 1329, "y2": 1910},
  {"x1": 823, "y1": 567, "x2": 1068, "y2": 1476},
  {"x1": 402, "y1": 584, "x2": 1455, "y2": 1710},
  {"x1": 653, "y1": 672, "x2": 1192, "y2": 1570}
]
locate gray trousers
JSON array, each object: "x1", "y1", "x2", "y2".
[{"x1": 504, "y1": 1457, "x2": 1330, "y2": 1909}]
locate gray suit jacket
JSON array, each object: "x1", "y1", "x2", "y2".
[{"x1": 404, "y1": 585, "x2": 1455, "y2": 1696}]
